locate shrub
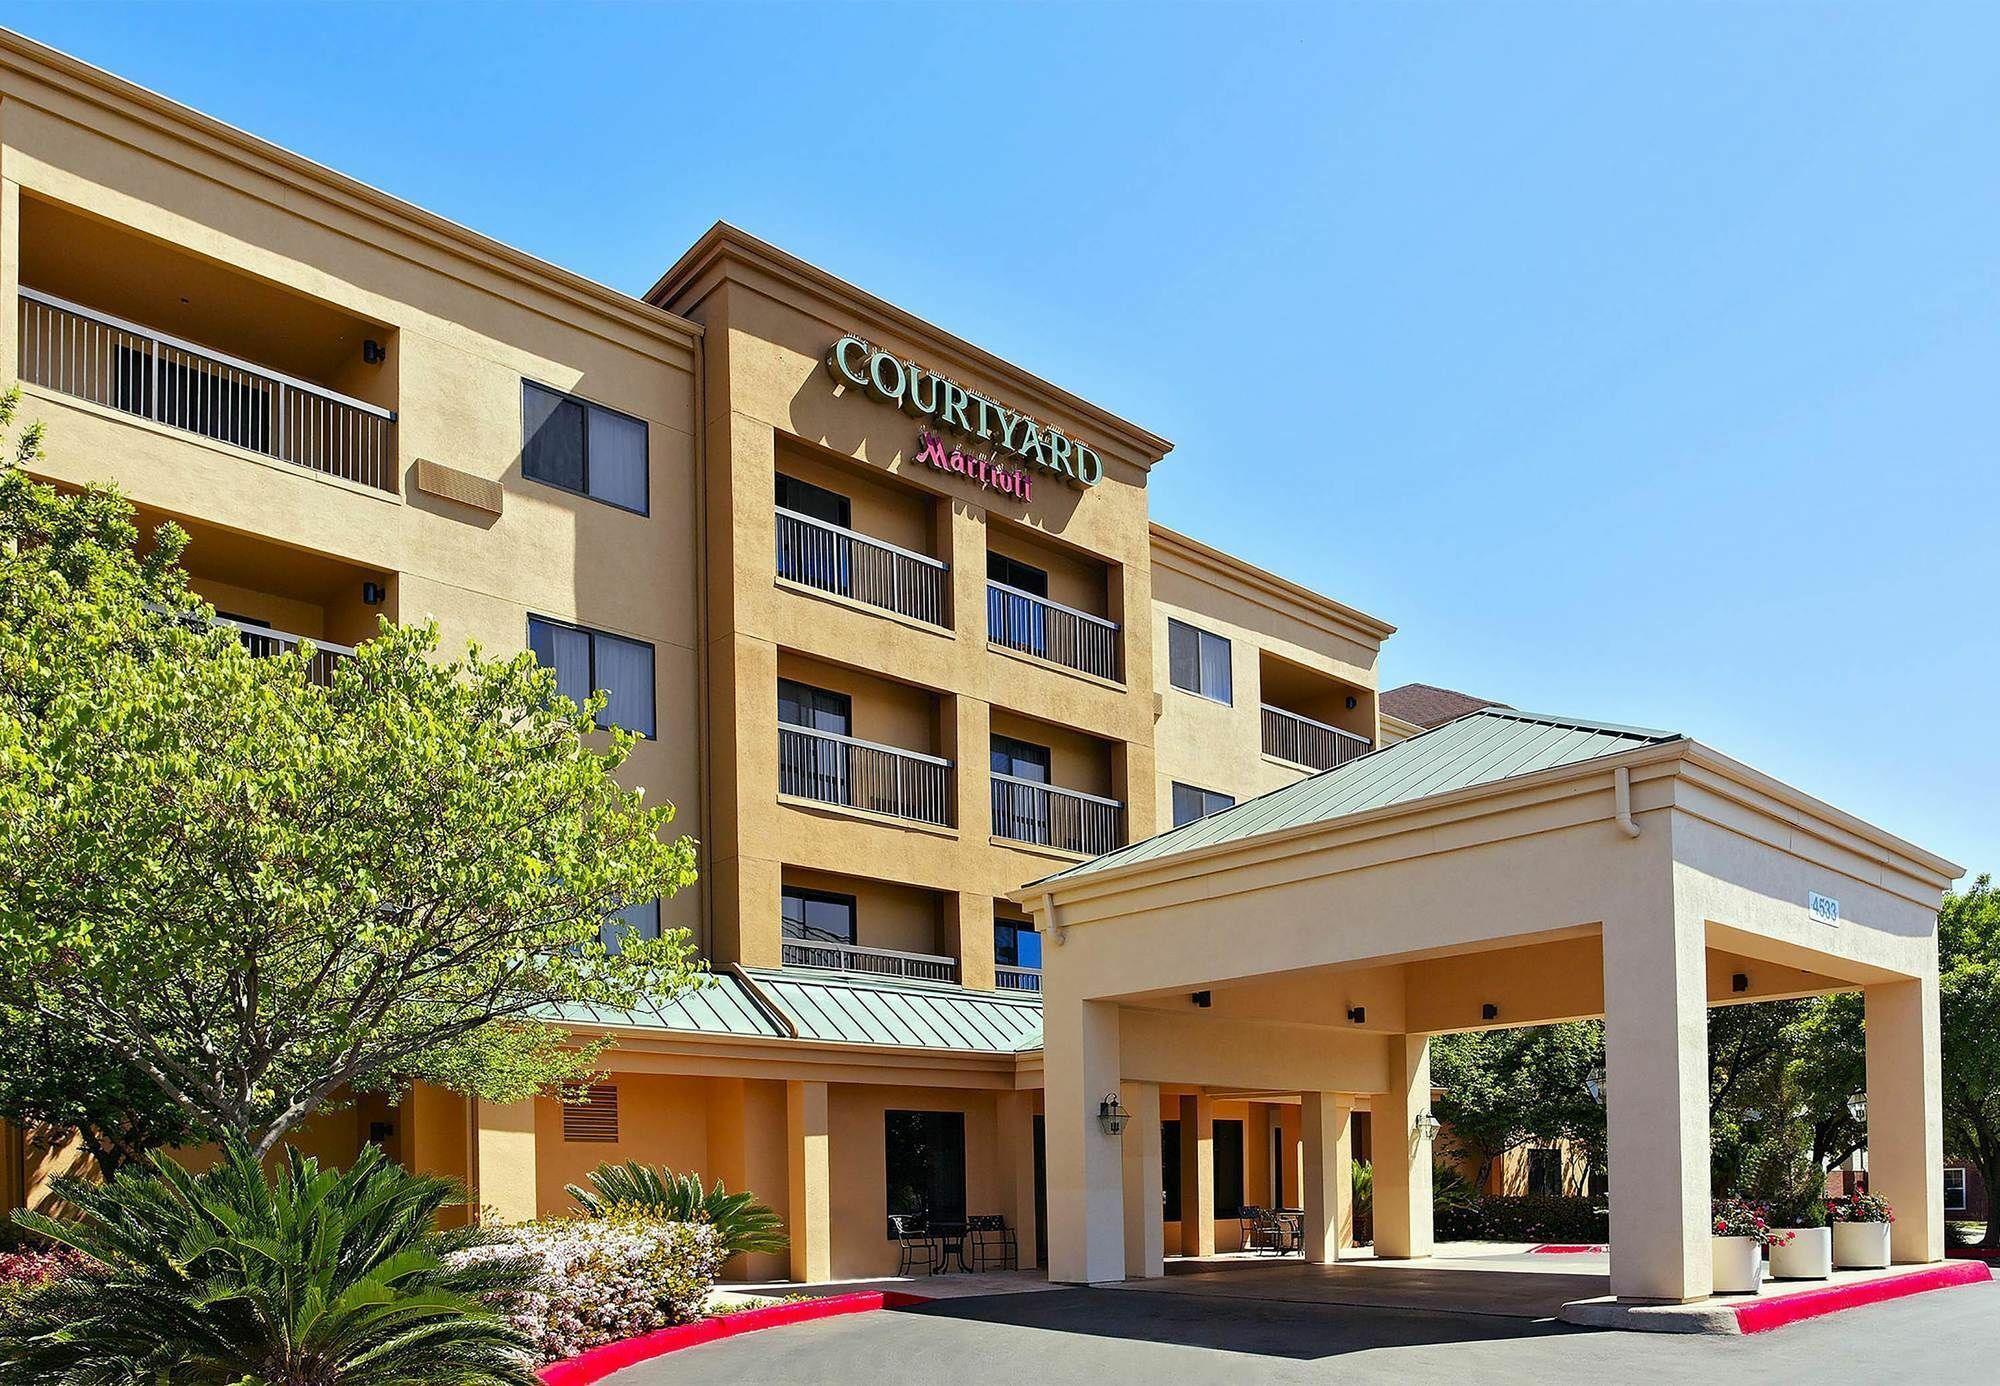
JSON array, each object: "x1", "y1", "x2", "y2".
[
  {"x1": 1827, "y1": 1191, "x2": 1894, "y2": 1224},
  {"x1": 1946, "y1": 1220, "x2": 1985, "y2": 1248},
  {"x1": 0, "y1": 1248, "x2": 95, "y2": 1315},
  {"x1": 1712, "y1": 1197, "x2": 1781, "y2": 1247},
  {"x1": 460, "y1": 1216, "x2": 721, "y2": 1364},
  {"x1": 566, "y1": 1162, "x2": 787, "y2": 1257},
  {"x1": 0, "y1": 1141, "x2": 538, "y2": 1386},
  {"x1": 1433, "y1": 1195, "x2": 1608, "y2": 1243}
]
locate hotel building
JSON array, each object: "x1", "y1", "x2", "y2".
[{"x1": 0, "y1": 32, "x2": 1962, "y2": 1305}]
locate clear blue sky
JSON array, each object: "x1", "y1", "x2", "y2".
[{"x1": 12, "y1": 2, "x2": 1996, "y2": 879}]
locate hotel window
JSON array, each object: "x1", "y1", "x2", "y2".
[
  {"x1": 1172, "y1": 782, "x2": 1235, "y2": 827},
  {"x1": 1162, "y1": 1119, "x2": 1182, "y2": 1221},
  {"x1": 991, "y1": 733, "x2": 1053, "y2": 843},
  {"x1": 601, "y1": 899, "x2": 660, "y2": 954},
  {"x1": 1945, "y1": 1167, "x2": 1968, "y2": 1212},
  {"x1": 1212, "y1": 1119, "x2": 1245, "y2": 1217},
  {"x1": 778, "y1": 679, "x2": 852, "y2": 803},
  {"x1": 994, "y1": 920, "x2": 1043, "y2": 971},
  {"x1": 522, "y1": 381, "x2": 649, "y2": 514},
  {"x1": 775, "y1": 473, "x2": 852, "y2": 528},
  {"x1": 1167, "y1": 619, "x2": 1232, "y2": 703},
  {"x1": 987, "y1": 552, "x2": 1049, "y2": 598},
  {"x1": 1527, "y1": 1147, "x2": 1563, "y2": 1196},
  {"x1": 527, "y1": 616, "x2": 656, "y2": 738},
  {"x1": 884, "y1": 1110, "x2": 966, "y2": 1236},
  {"x1": 781, "y1": 886, "x2": 856, "y2": 945}
]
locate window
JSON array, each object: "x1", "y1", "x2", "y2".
[
  {"x1": 994, "y1": 920, "x2": 1043, "y2": 970},
  {"x1": 1213, "y1": 1119, "x2": 1245, "y2": 1217},
  {"x1": 601, "y1": 899, "x2": 660, "y2": 954},
  {"x1": 1167, "y1": 618, "x2": 1232, "y2": 703},
  {"x1": 782, "y1": 886, "x2": 856, "y2": 944},
  {"x1": 528, "y1": 616, "x2": 656, "y2": 737},
  {"x1": 775, "y1": 473, "x2": 852, "y2": 528},
  {"x1": 562, "y1": 1084, "x2": 619, "y2": 1142},
  {"x1": 522, "y1": 381, "x2": 649, "y2": 514},
  {"x1": 778, "y1": 679, "x2": 852, "y2": 734},
  {"x1": 987, "y1": 551, "x2": 1049, "y2": 598},
  {"x1": 1162, "y1": 1119, "x2": 1182, "y2": 1221},
  {"x1": 1527, "y1": 1147, "x2": 1563, "y2": 1197},
  {"x1": 990, "y1": 734, "x2": 1051, "y2": 783},
  {"x1": 991, "y1": 734, "x2": 1054, "y2": 844},
  {"x1": 1172, "y1": 782, "x2": 1235, "y2": 827},
  {"x1": 885, "y1": 1110, "x2": 966, "y2": 1236},
  {"x1": 1946, "y1": 1167, "x2": 1968, "y2": 1212}
]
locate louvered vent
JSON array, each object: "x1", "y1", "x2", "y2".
[{"x1": 562, "y1": 1084, "x2": 619, "y2": 1142}]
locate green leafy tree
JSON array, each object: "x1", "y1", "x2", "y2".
[
  {"x1": 0, "y1": 1005, "x2": 207, "y2": 1183},
  {"x1": 1937, "y1": 874, "x2": 2000, "y2": 1247},
  {"x1": 566, "y1": 1161, "x2": 788, "y2": 1257},
  {"x1": 1430, "y1": 1022, "x2": 1604, "y2": 1192},
  {"x1": 0, "y1": 1142, "x2": 538, "y2": 1386},
  {"x1": 0, "y1": 396, "x2": 703, "y2": 1158}
]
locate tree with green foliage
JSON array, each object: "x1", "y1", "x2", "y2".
[
  {"x1": 0, "y1": 394, "x2": 703, "y2": 1159},
  {"x1": 0, "y1": 1005, "x2": 207, "y2": 1182},
  {"x1": 1429, "y1": 1022, "x2": 1604, "y2": 1192},
  {"x1": 1937, "y1": 874, "x2": 2000, "y2": 1247}
]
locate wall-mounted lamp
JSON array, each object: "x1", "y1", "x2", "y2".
[
  {"x1": 1480, "y1": 1003, "x2": 1499, "y2": 1021},
  {"x1": 362, "y1": 338, "x2": 387, "y2": 365},
  {"x1": 1585, "y1": 1064, "x2": 1607, "y2": 1107},
  {"x1": 1414, "y1": 1111, "x2": 1442, "y2": 1142},
  {"x1": 1345, "y1": 695, "x2": 1358, "y2": 710},
  {"x1": 1847, "y1": 1091, "x2": 1868, "y2": 1124},
  {"x1": 1731, "y1": 972, "x2": 1749, "y2": 994},
  {"x1": 1191, "y1": 990, "x2": 1212, "y2": 1008},
  {"x1": 1345, "y1": 1006, "x2": 1366, "y2": 1024},
  {"x1": 1097, "y1": 1093, "x2": 1132, "y2": 1137},
  {"x1": 362, "y1": 581, "x2": 386, "y2": 606}
]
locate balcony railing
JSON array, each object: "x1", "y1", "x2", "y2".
[
  {"x1": 995, "y1": 965, "x2": 1043, "y2": 994},
  {"x1": 781, "y1": 938, "x2": 959, "y2": 984},
  {"x1": 775, "y1": 507, "x2": 948, "y2": 626},
  {"x1": 990, "y1": 774, "x2": 1124, "y2": 857},
  {"x1": 778, "y1": 724, "x2": 955, "y2": 827},
  {"x1": 17, "y1": 287, "x2": 398, "y2": 493},
  {"x1": 986, "y1": 581, "x2": 1120, "y2": 682},
  {"x1": 1261, "y1": 704, "x2": 1372, "y2": 772},
  {"x1": 215, "y1": 616, "x2": 354, "y2": 687}
]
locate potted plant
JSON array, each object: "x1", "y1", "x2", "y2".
[
  {"x1": 1711, "y1": 1198, "x2": 1774, "y2": 1294},
  {"x1": 1828, "y1": 1191, "x2": 1894, "y2": 1268},
  {"x1": 1768, "y1": 1178, "x2": 1832, "y2": 1280}
]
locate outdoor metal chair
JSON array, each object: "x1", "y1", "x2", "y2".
[
  {"x1": 1239, "y1": 1205, "x2": 1276, "y2": 1254},
  {"x1": 967, "y1": 1214, "x2": 1018, "y2": 1272},
  {"x1": 889, "y1": 1213, "x2": 940, "y2": 1276}
]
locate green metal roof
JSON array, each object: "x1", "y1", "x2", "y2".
[
  {"x1": 1037, "y1": 708, "x2": 1685, "y2": 886},
  {"x1": 543, "y1": 970, "x2": 787, "y2": 1038},
  {"x1": 744, "y1": 969, "x2": 1043, "y2": 1053}
]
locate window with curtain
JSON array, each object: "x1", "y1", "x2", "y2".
[
  {"x1": 527, "y1": 616, "x2": 655, "y2": 738},
  {"x1": 522, "y1": 381, "x2": 649, "y2": 513},
  {"x1": 600, "y1": 899, "x2": 660, "y2": 953},
  {"x1": 1167, "y1": 619, "x2": 1232, "y2": 703},
  {"x1": 885, "y1": 1110, "x2": 966, "y2": 1236},
  {"x1": 775, "y1": 473, "x2": 852, "y2": 527},
  {"x1": 993, "y1": 920, "x2": 1043, "y2": 970},
  {"x1": 1171, "y1": 782, "x2": 1235, "y2": 827}
]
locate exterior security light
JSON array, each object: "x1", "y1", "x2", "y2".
[
  {"x1": 1848, "y1": 1091, "x2": 1868, "y2": 1124},
  {"x1": 362, "y1": 581, "x2": 386, "y2": 606},
  {"x1": 1414, "y1": 1111, "x2": 1442, "y2": 1143},
  {"x1": 1191, "y1": 990, "x2": 1212, "y2": 1008},
  {"x1": 1481, "y1": 1003, "x2": 1499, "y2": 1021},
  {"x1": 1585, "y1": 1064, "x2": 1607, "y2": 1107},
  {"x1": 1097, "y1": 1094, "x2": 1131, "y2": 1137},
  {"x1": 1732, "y1": 972, "x2": 1749, "y2": 993},
  {"x1": 1346, "y1": 1006, "x2": 1366, "y2": 1024}
]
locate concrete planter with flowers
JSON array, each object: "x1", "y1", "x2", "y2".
[
  {"x1": 1711, "y1": 1198, "x2": 1774, "y2": 1294},
  {"x1": 1829, "y1": 1192, "x2": 1895, "y2": 1269}
]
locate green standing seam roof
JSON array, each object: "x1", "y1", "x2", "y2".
[
  {"x1": 1035, "y1": 708, "x2": 1686, "y2": 886},
  {"x1": 744, "y1": 969, "x2": 1044, "y2": 1053},
  {"x1": 541, "y1": 969, "x2": 787, "y2": 1038}
]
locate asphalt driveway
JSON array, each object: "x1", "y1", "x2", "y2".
[{"x1": 607, "y1": 1278, "x2": 2000, "y2": 1385}]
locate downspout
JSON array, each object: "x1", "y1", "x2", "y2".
[
  {"x1": 1042, "y1": 891, "x2": 1066, "y2": 946},
  {"x1": 1614, "y1": 765, "x2": 1641, "y2": 839}
]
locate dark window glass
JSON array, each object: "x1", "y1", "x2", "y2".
[
  {"x1": 1213, "y1": 1119, "x2": 1245, "y2": 1218},
  {"x1": 990, "y1": 734, "x2": 1051, "y2": 783},
  {"x1": 528, "y1": 616, "x2": 655, "y2": 738},
  {"x1": 1167, "y1": 618, "x2": 1232, "y2": 703},
  {"x1": 1172, "y1": 783, "x2": 1235, "y2": 827},
  {"x1": 994, "y1": 920, "x2": 1043, "y2": 970},
  {"x1": 522, "y1": 381, "x2": 648, "y2": 513},
  {"x1": 1527, "y1": 1148, "x2": 1563, "y2": 1196},
  {"x1": 778, "y1": 678, "x2": 852, "y2": 734},
  {"x1": 601, "y1": 899, "x2": 660, "y2": 953},
  {"x1": 885, "y1": 1110, "x2": 966, "y2": 1237},
  {"x1": 776, "y1": 473, "x2": 852, "y2": 528},
  {"x1": 987, "y1": 551, "x2": 1049, "y2": 598},
  {"x1": 781, "y1": 886, "x2": 856, "y2": 944},
  {"x1": 1162, "y1": 1119, "x2": 1182, "y2": 1222}
]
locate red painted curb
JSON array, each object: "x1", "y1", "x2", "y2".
[
  {"x1": 538, "y1": 1290, "x2": 931, "y2": 1385},
  {"x1": 1734, "y1": 1260, "x2": 1991, "y2": 1334},
  {"x1": 1529, "y1": 1244, "x2": 1607, "y2": 1255}
]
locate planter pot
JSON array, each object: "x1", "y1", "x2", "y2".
[
  {"x1": 1771, "y1": 1227, "x2": 1832, "y2": 1280},
  {"x1": 1712, "y1": 1235, "x2": 1766, "y2": 1294},
  {"x1": 1833, "y1": 1220, "x2": 1892, "y2": 1269}
]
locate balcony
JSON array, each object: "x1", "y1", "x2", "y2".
[
  {"x1": 1261, "y1": 703, "x2": 1372, "y2": 772},
  {"x1": 779, "y1": 939, "x2": 958, "y2": 984},
  {"x1": 778, "y1": 724, "x2": 955, "y2": 827},
  {"x1": 995, "y1": 965, "x2": 1042, "y2": 994},
  {"x1": 991, "y1": 775, "x2": 1124, "y2": 857},
  {"x1": 219, "y1": 616, "x2": 355, "y2": 687},
  {"x1": 17, "y1": 288, "x2": 398, "y2": 493},
  {"x1": 986, "y1": 582, "x2": 1121, "y2": 682},
  {"x1": 775, "y1": 507, "x2": 948, "y2": 626}
]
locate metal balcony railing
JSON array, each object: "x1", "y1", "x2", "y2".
[
  {"x1": 990, "y1": 774, "x2": 1124, "y2": 857},
  {"x1": 995, "y1": 965, "x2": 1043, "y2": 994},
  {"x1": 778, "y1": 724, "x2": 955, "y2": 827},
  {"x1": 775, "y1": 507, "x2": 948, "y2": 626},
  {"x1": 1260, "y1": 704, "x2": 1372, "y2": 772},
  {"x1": 780, "y1": 939, "x2": 959, "y2": 984},
  {"x1": 17, "y1": 288, "x2": 398, "y2": 493},
  {"x1": 986, "y1": 581, "x2": 1120, "y2": 682},
  {"x1": 215, "y1": 616, "x2": 354, "y2": 687}
]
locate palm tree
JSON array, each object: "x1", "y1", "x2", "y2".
[
  {"x1": 565, "y1": 1162, "x2": 787, "y2": 1257},
  {"x1": 0, "y1": 1141, "x2": 538, "y2": 1386}
]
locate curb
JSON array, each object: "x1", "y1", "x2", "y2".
[
  {"x1": 1733, "y1": 1259, "x2": 1990, "y2": 1334},
  {"x1": 538, "y1": 1290, "x2": 932, "y2": 1384},
  {"x1": 1529, "y1": 1244, "x2": 1607, "y2": 1254}
]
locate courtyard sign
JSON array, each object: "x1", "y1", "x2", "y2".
[{"x1": 826, "y1": 334, "x2": 1103, "y2": 488}]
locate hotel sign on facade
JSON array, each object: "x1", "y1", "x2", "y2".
[{"x1": 826, "y1": 334, "x2": 1104, "y2": 502}]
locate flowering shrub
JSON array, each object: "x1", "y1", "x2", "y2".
[
  {"x1": 1712, "y1": 1197, "x2": 1784, "y2": 1247},
  {"x1": 0, "y1": 1248, "x2": 96, "y2": 1311},
  {"x1": 1826, "y1": 1192, "x2": 1894, "y2": 1224},
  {"x1": 456, "y1": 1215, "x2": 720, "y2": 1364},
  {"x1": 1432, "y1": 1196, "x2": 1608, "y2": 1243}
]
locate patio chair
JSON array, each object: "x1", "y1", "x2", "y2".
[
  {"x1": 1238, "y1": 1205, "x2": 1276, "y2": 1254},
  {"x1": 967, "y1": 1214, "x2": 1018, "y2": 1272},
  {"x1": 889, "y1": 1214, "x2": 940, "y2": 1276}
]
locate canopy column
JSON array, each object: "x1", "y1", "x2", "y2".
[
  {"x1": 1301, "y1": 1092, "x2": 1353, "y2": 1263},
  {"x1": 1121, "y1": 1080, "x2": 1164, "y2": 1278},
  {"x1": 1045, "y1": 997, "x2": 1126, "y2": 1283},
  {"x1": 1373, "y1": 1036, "x2": 1434, "y2": 1259},
  {"x1": 1865, "y1": 977, "x2": 1944, "y2": 1263},
  {"x1": 1177, "y1": 1092, "x2": 1216, "y2": 1257}
]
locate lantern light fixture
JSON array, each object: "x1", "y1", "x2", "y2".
[
  {"x1": 1847, "y1": 1091, "x2": 1868, "y2": 1124},
  {"x1": 1585, "y1": 1064, "x2": 1607, "y2": 1107},
  {"x1": 1414, "y1": 1110, "x2": 1442, "y2": 1143},
  {"x1": 1097, "y1": 1093, "x2": 1131, "y2": 1137}
]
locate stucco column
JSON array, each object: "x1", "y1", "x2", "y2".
[
  {"x1": 1603, "y1": 900, "x2": 1711, "y2": 1302},
  {"x1": 1122, "y1": 1080, "x2": 1164, "y2": 1278},
  {"x1": 1866, "y1": 977, "x2": 1944, "y2": 1263},
  {"x1": 786, "y1": 1080, "x2": 832, "y2": 1283},
  {"x1": 1045, "y1": 998, "x2": 1125, "y2": 1283},
  {"x1": 951, "y1": 891, "x2": 997, "y2": 991},
  {"x1": 1177, "y1": 1092, "x2": 1216, "y2": 1257},
  {"x1": 1373, "y1": 1037, "x2": 1434, "y2": 1259},
  {"x1": 0, "y1": 180, "x2": 19, "y2": 384},
  {"x1": 998, "y1": 1090, "x2": 1040, "y2": 1268},
  {"x1": 472, "y1": 1098, "x2": 537, "y2": 1225},
  {"x1": 1301, "y1": 1092, "x2": 1353, "y2": 1263}
]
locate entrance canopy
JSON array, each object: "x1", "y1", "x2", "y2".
[{"x1": 1015, "y1": 710, "x2": 1961, "y2": 1303}]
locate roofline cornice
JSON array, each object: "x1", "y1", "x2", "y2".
[
  {"x1": 1149, "y1": 522, "x2": 1396, "y2": 645},
  {"x1": 648, "y1": 221, "x2": 1172, "y2": 461}
]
